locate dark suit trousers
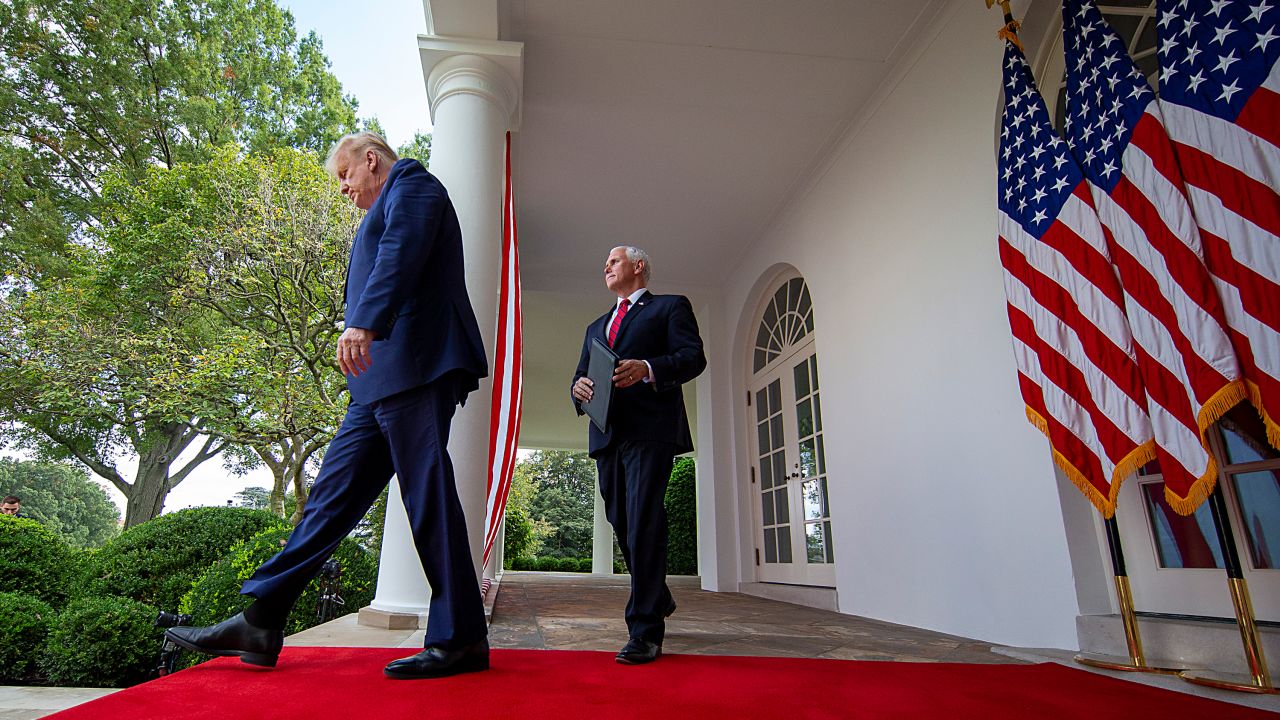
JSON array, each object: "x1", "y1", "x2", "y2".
[
  {"x1": 597, "y1": 440, "x2": 676, "y2": 644},
  {"x1": 240, "y1": 378, "x2": 486, "y2": 650}
]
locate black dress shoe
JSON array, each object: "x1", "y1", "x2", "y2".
[
  {"x1": 164, "y1": 612, "x2": 283, "y2": 667},
  {"x1": 384, "y1": 638, "x2": 490, "y2": 679},
  {"x1": 615, "y1": 638, "x2": 661, "y2": 665}
]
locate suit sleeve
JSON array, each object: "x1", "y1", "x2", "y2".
[
  {"x1": 347, "y1": 170, "x2": 444, "y2": 340},
  {"x1": 571, "y1": 328, "x2": 592, "y2": 416},
  {"x1": 647, "y1": 296, "x2": 707, "y2": 392}
]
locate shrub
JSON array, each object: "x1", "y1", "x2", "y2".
[
  {"x1": 0, "y1": 515, "x2": 80, "y2": 603},
  {"x1": 509, "y1": 556, "x2": 534, "y2": 571},
  {"x1": 533, "y1": 556, "x2": 558, "y2": 572},
  {"x1": 90, "y1": 507, "x2": 287, "y2": 611},
  {"x1": 181, "y1": 525, "x2": 378, "y2": 638},
  {"x1": 553, "y1": 557, "x2": 577, "y2": 572},
  {"x1": 39, "y1": 595, "x2": 160, "y2": 688},
  {"x1": 665, "y1": 457, "x2": 698, "y2": 575},
  {"x1": 577, "y1": 558, "x2": 593, "y2": 573},
  {"x1": 0, "y1": 592, "x2": 55, "y2": 683}
]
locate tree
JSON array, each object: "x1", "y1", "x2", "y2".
[
  {"x1": 0, "y1": 0, "x2": 359, "y2": 280},
  {"x1": 397, "y1": 133, "x2": 432, "y2": 165},
  {"x1": 514, "y1": 450, "x2": 597, "y2": 559},
  {"x1": 0, "y1": 459, "x2": 119, "y2": 546}
]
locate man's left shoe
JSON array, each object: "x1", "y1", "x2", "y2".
[
  {"x1": 163, "y1": 612, "x2": 283, "y2": 667},
  {"x1": 615, "y1": 638, "x2": 661, "y2": 665},
  {"x1": 384, "y1": 638, "x2": 490, "y2": 679}
]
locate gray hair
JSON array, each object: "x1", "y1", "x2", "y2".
[
  {"x1": 324, "y1": 132, "x2": 398, "y2": 177},
  {"x1": 620, "y1": 246, "x2": 652, "y2": 283}
]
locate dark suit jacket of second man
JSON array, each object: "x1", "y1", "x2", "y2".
[{"x1": 572, "y1": 292, "x2": 706, "y2": 455}]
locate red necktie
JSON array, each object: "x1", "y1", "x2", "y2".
[{"x1": 608, "y1": 299, "x2": 630, "y2": 347}]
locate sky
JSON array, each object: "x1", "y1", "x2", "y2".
[{"x1": 4, "y1": 1, "x2": 441, "y2": 517}]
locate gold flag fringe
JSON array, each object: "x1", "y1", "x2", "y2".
[
  {"x1": 1161, "y1": 380, "x2": 1250, "y2": 516},
  {"x1": 1024, "y1": 406, "x2": 1154, "y2": 518},
  {"x1": 997, "y1": 21, "x2": 1025, "y2": 52},
  {"x1": 1244, "y1": 380, "x2": 1280, "y2": 453}
]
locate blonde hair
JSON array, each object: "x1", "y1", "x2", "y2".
[{"x1": 325, "y1": 132, "x2": 398, "y2": 177}]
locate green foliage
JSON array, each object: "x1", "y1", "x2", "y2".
[
  {"x1": 182, "y1": 525, "x2": 378, "y2": 638},
  {"x1": 39, "y1": 595, "x2": 160, "y2": 688},
  {"x1": 0, "y1": 0, "x2": 358, "y2": 279},
  {"x1": 665, "y1": 458, "x2": 698, "y2": 575},
  {"x1": 517, "y1": 450, "x2": 596, "y2": 559},
  {"x1": 0, "y1": 592, "x2": 55, "y2": 682},
  {"x1": 0, "y1": 459, "x2": 119, "y2": 547},
  {"x1": 502, "y1": 505, "x2": 539, "y2": 567},
  {"x1": 509, "y1": 556, "x2": 534, "y2": 571},
  {"x1": 90, "y1": 507, "x2": 287, "y2": 611},
  {"x1": 397, "y1": 132, "x2": 432, "y2": 165},
  {"x1": 0, "y1": 515, "x2": 80, "y2": 603}
]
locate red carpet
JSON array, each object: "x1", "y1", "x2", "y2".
[{"x1": 46, "y1": 647, "x2": 1269, "y2": 719}]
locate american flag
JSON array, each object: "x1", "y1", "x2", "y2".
[
  {"x1": 483, "y1": 132, "x2": 524, "y2": 570},
  {"x1": 1061, "y1": 0, "x2": 1246, "y2": 514},
  {"x1": 1157, "y1": 0, "x2": 1280, "y2": 451},
  {"x1": 998, "y1": 38, "x2": 1157, "y2": 516}
]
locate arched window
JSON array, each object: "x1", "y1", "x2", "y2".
[{"x1": 752, "y1": 277, "x2": 814, "y2": 374}]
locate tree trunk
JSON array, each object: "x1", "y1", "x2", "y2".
[{"x1": 123, "y1": 448, "x2": 174, "y2": 527}]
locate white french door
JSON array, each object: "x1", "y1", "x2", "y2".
[{"x1": 749, "y1": 341, "x2": 835, "y2": 587}]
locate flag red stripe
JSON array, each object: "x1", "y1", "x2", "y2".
[
  {"x1": 1007, "y1": 304, "x2": 1113, "y2": 484},
  {"x1": 1173, "y1": 141, "x2": 1280, "y2": 240},
  {"x1": 999, "y1": 236, "x2": 1148, "y2": 410},
  {"x1": 1235, "y1": 85, "x2": 1280, "y2": 150},
  {"x1": 1201, "y1": 230, "x2": 1280, "y2": 334},
  {"x1": 1107, "y1": 177, "x2": 1233, "y2": 404}
]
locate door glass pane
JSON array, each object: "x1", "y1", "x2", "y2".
[
  {"x1": 820, "y1": 478, "x2": 830, "y2": 517},
  {"x1": 775, "y1": 490, "x2": 789, "y2": 522},
  {"x1": 803, "y1": 479, "x2": 823, "y2": 520},
  {"x1": 1142, "y1": 482, "x2": 1225, "y2": 569},
  {"x1": 1232, "y1": 470, "x2": 1280, "y2": 570},
  {"x1": 760, "y1": 457, "x2": 772, "y2": 489},
  {"x1": 778, "y1": 527, "x2": 792, "y2": 563},
  {"x1": 824, "y1": 521, "x2": 834, "y2": 562},
  {"x1": 809, "y1": 355, "x2": 819, "y2": 389},
  {"x1": 762, "y1": 492, "x2": 776, "y2": 526},
  {"x1": 1220, "y1": 406, "x2": 1279, "y2": 464},
  {"x1": 814, "y1": 394, "x2": 822, "y2": 432},
  {"x1": 796, "y1": 399, "x2": 813, "y2": 437},
  {"x1": 756, "y1": 389, "x2": 768, "y2": 421},
  {"x1": 806, "y1": 522, "x2": 826, "y2": 563},
  {"x1": 816, "y1": 435, "x2": 826, "y2": 474},
  {"x1": 794, "y1": 360, "x2": 810, "y2": 399},
  {"x1": 757, "y1": 421, "x2": 770, "y2": 452},
  {"x1": 768, "y1": 381, "x2": 781, "y2": 415},
  {"x1": 764, "y1": 528, "x2": 777, "y2": 563},
  {"x1": 799, "y1": 438, "x2": 816, "y2": 477},
  {"x1": 772, "y1": 453, "x2": 786, "y2": 485}
]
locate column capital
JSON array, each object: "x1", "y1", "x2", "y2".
[{"x1": 419, "y1": 37, "x2": 523, "y2": 130}]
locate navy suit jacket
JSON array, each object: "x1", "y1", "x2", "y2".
[
  {"x1": 572, "y1": 292, "x2": 706, "y2": 457},
  {"x1": 344, "y1": 159, "x2": 488, "y2": 405}
]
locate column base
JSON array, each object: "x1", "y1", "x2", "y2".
[{"x1": 357, "y1": 605, "x2": 426, "y2": 630}]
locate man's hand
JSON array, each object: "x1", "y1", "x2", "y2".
[
  {"x1": 338, "y1": 327, "x2": 377, "y2": 377},
  {"x1": 612, "y1": 359, "x2": 650, "y2": 389},
  {"x1": 572, "y1": 376, "x2": 595, "y2": 403}
]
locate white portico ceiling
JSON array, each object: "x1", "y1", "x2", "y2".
[{"x1": 495, "y1": 0, "x2": 946, "y2": 293}]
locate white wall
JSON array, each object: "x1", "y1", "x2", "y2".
[{"x1": 708, "y1": 2, "x2": 1083, "y2": 649}]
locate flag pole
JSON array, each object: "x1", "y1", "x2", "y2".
[
  {"x1": 1073, "y1": 516, "x2": 1184, "y2": 674},
  {"x1": 1180, "y1": 485, "x2": 1278, "y2": 693}
]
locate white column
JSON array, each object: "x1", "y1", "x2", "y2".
[
  {"x1": 361, "y1": 478, "x2": 430, "y2": 628},
  {"x1": 427, "y1": 53, "x2": 519, "y2": 584},
  {"x1": 592, "y1": 476, "x2": 614, "y2": 574},
  {"x1": 365, "y1": 42, "x2": 521, "y2": 625}
]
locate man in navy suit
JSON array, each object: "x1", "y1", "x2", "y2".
[
  {"x1": 168, "y1": 132, "x2": 490, "y2": 680},
  {"x1": 571, "y1": 246, "x2": 706, "y2": 664}
]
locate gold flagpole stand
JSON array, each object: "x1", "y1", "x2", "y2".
[
  {"x1": 1179, "y1": 487, "x2": 1278, "y2": 694},
  {"x1": 1074, "y1": 517, "x2": 1186, "y2": 674}
]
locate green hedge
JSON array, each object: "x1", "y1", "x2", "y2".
[
  {"x1": 39, "y1": 595, "x2": 160, "y2": 688},
  {"x1": 508, "y1": 555, "x2": 592, "y2": 572},
  {"x1": 181, "y1": 525, "x2": 378, "y2": 638},
  {"x1": 665, "y1": 457, "x2": 697, "y2": 575},
  {"x1": 90, "y1": 507, "x2": 287, "y2": 611},
  {"x1": 0, "y1": 515, "x2": 81, "y2": 603},
  {"x1": 0, "y1": 592, "x2": 55, "y2": 682}
]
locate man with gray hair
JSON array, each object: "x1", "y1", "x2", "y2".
[
  {"x1": 168, "y1": 132, "x2": 491, "y2": 679},
  {"x1": 570, "y1": 246, "x2": 706, "y2": 664}
]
